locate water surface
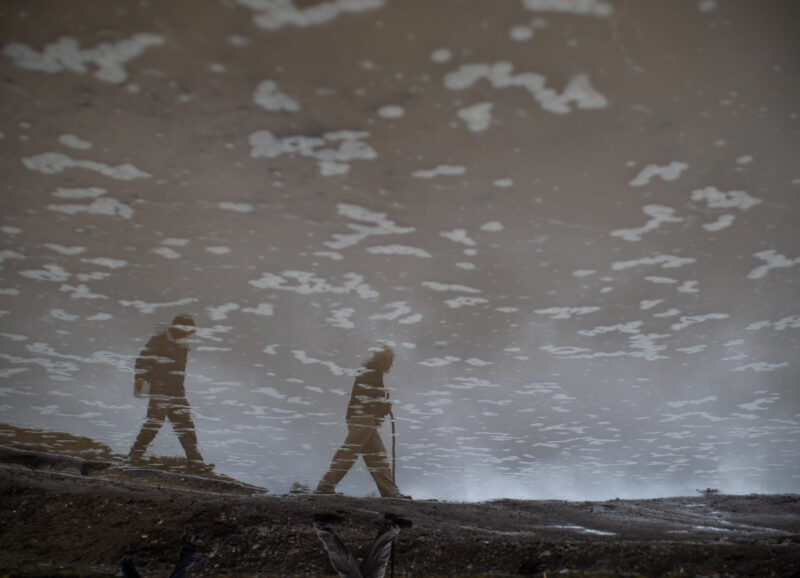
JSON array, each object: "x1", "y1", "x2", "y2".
[{"x1": 1, "y1": 0, "x2": 798, "y2": 500}]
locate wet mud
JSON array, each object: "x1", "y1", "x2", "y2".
[{"x1": 1, "y1": 445, "x2": 798, "y2": 577}]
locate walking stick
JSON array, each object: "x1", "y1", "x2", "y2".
[
  {"x1": 389, "y1": 408, "x2": 397, "y2": 578},
  {"x1": 390, "y1": 409, "x2": 396, "y2": 482}
]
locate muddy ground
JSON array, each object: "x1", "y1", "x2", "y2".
[{"x1": 0, "y1": 447, "x2": 799, "y2": 577}]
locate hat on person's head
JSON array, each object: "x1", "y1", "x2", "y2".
[
  {"x1": 170, "y1": 314, "x2": 196, "y2": 338},
  {"x1": 367, "y1": 345, "x2": 394, "y2": 372}
]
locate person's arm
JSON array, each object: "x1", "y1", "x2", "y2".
[
  {"x1": 380, "y1": 383, "x2": 392, "y2": 417},
  {"x1": 372, "y1": 374, "x2": 391, "y2": 418},
  {"x1": 133, "y1": 337, "x2": 157, "y2": 395},
  {"x1": 133, "y1": 377, "x2": 150, "y2": 398}
]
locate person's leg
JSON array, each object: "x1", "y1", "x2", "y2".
[
  {"x1": 361, "y1": 428, "x2": 401, "y2": 497},
  {"x1": 167, "y1": 398, "x2": 204, "y2": 463},
  {"x1": 316, "y1": 423, "x2": 369, "y2": 493},
  {"x1": 130, "y1": 398, "x2": 167, "y2": 459}
]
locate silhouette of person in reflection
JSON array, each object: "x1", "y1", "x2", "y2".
[
  {"x1": 316, "y1": 346, "x2": 408, "y2": 498},
  {"x1": 129, "y1": 314, "x2": 207, "y2": 470}
]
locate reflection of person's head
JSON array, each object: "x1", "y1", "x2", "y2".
[
  {"x1": 169, "y1": 314, "x2": 196, "y2": 340},
  {"x1": 365, "y1": 346, "x2": 394, "y2": 373}
]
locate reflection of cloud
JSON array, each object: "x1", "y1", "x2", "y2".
[
  {"x1": 249, "y1": 130, "x2": 377, "y2": 176},
  {"x1": 665, "y1": 396, "x2": 717, "y2": 408},
  {"x1": 747, "y1": 250, "x2": 800, "y2": 280},
  {"x1": 610, "y1": 205, "x2": 682, "y2": 242},
  {"x1": 691, "y1": 187, "x2": 761, "y2": 211},
  {"x1": 51, "y1": 187, "x2": 106, "y2": 199},
  {"x1": 193, "y1": 325, "x2": 233, "y2": 343},
  {"x1": 542, "y1": 332, "x2": 669, "y2": 361},
  {"x1": 440, "y1": 229, "x2": 476, "y2": 246},
  {"x1": 457, "y1": 102, "x2": 493, "y2": 132},
  {"x1": 242, "y1": 303, "x2": 274, "y2": 317},
  {"x1": 653, "y1": 308, "x2": 681, "y2": 318},
  {"x1": 746, "y1": 315, "x2": 800, "y2": 331},
  {"x1": 412, "y1": 165, "x2": 465, "y2": 178},
  {"x1": 235, "y1": 0, "x2": 386, "y2": 31},
  {"x1": 737, "y1": 394, "x2": 781, "y2": 410},
  {"x1": 31, "y1": 404, "x2": 102, "y2": 419},
  {"x1": 253, "y1": 79, "x2": 300, "y2": 112},
  {"x1": 645, "y1": 276, "x2": 676, "y2": 284},
  {"x1": 23, "y1": 152, "x2": 150, "y2": 180},
  {"x1": 81, "y1": 257, "x2": 127, "y2": 268},
  {"x1": 48, "y1": 196, "x2": 134, "y2": 219},
  {"x1": 579, "y1": 321, "x2": 642, "y2": 337},
  {"x1": 50, "y1": 309, "x2": 78, "y2": 321},
  {"x1": 327, "y1": 308, "x2": 354, "y2": 329},
  {"x1": 27, "y1": 342, "x2": 130, "y2": 373},
  {"x1": 4, "y1": 34, "x2": 164, "y2": 83},
  {"x1": 59, "y1": 134, "x2": 92, "y2": 150},
  {"x1": 0, "y1": 251, "x2": 25, "y2": 271},
  {"x1": 0, "y1": 350, "x2": 78, "y2": 380},
  {"x1": 445, "y1": 63, "x2": 607, "y2": 114},
  {"x1": 430, "y1": 48, "x2": 452, "y2": 63},
  {"x1": 119, "y1": 297, "x2": 198, "y2": 314},
  {"x1": 702, "y1": 214, "x2": 735, "y2": 232},
  {"x1": 254, "y1": 387, "x2": 286, "y2": 400},
  {"x1": 369, "y1": 301, "x2": 422, "y2": 324},
  {"x1": 480, "y1": 221, "x2": 504, "y2": 232},
  {"x1": 733, "y1": 362, "x2": 789, "y2": 373},
  {"x1": 325, "y1": 204, "x2": 414, "y2": 250},
  {"x1": 21, "y1": 264, "x2": 70, "y2": 282},
  {"x1": 629, "y1": 161, "x2": 688, "y2": 187},
  {"x1": 218, "y1": 202, "x2": 254, "y2": 213},
  {"x1": 446, "y1": 296, "x2": 489, "y2": 309},
  {"x1": 422, "y1": 281, "x2": 481, "y2": 293},
  {"x1": 419, "y1": 356, "x2": 461, "y2": 367},
  {"x1": 612, "y1": 254, "x2": 695, "y2": 270},
  {"x1": 0, "y1": 367, "x2": 29, "y2": 378},
  {"x1": 670, "y1": 313, "x2": 728, "y2": 331},
  {"x1": 377, "y1": 105, "x2": 405, "y2": 118},
  {"x1": 59, "y1": 284, "x2": 107, "y2": 300},
  {"x1": 207, "y1": 303, "x2": 240, "y2": 321},
  {"x1": 45, "y1": 244, "x2": 86, "y2": 256},
  {"x1": 152, "y1": 247, "x2": 180, "y2": 259},
  {"x1": 522, "y1": 0, "x2": 613, "y2": 17},
  {"x1": 366, "y1": 245, "x2": 431, "y2": 258},
  {"x1": 445, "y1": 376, "x2": 499, "y2": 390},
  {"x1": 249, "y1": 270, "x2": 378, "y2": 298},
  {"x1": 292, "y1": 350, "x2": 356, "y2": 377},
  {"x1": 535, "y1": 306, "x2": 600, "y2": 319}
]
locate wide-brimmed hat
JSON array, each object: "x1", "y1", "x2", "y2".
[
  {"x1": 170, "y1": 314, "x2": 196, "y2": 338},
  {"x1": 367, "y1": 346, "x2": 394, "y2": 371}
]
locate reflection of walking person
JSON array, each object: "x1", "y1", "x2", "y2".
[
  {"x1": 316, "y1": 347, "x2": 409, "y2": 498},
  {"x1": 129, "y1": 314, "x2": 207, "y2": 470}
]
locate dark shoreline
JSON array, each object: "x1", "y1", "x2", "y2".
[{"x1": 1, "y1": 446, "x2": 799, "y2": 577}]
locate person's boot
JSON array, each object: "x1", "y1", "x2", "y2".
[
  {"x1": 314, "y1": 482, "x2": 339, "y2": 495},
  {"x1": 128, "y1": 448, "x2": 146, "y2": 466}
]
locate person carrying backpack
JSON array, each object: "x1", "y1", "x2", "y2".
[{"x1": 129, "y1": 314, "x2": 207, "y2": 469}]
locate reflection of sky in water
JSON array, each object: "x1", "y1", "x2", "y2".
[{"x1": 1, "y1": 0, "x2": 798, "y2": 500}]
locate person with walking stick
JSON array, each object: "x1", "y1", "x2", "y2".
[{"x1": 316, "y1": 346, "x2": 409, "y2": 498}]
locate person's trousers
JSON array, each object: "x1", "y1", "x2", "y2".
[
  {"x1": 130, "y1": 395, "x2": 203, "y2": 462},
  {"x1": 317, "y1": 421, "x2": 399, "y2": 496}
]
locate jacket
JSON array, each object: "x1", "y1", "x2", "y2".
[
  {"x1": 345, "y1": 368, "x2": 391, "y2": 425},
  {"x1": 134, "y1": 330, "x2": 189, "y2": 398}
]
